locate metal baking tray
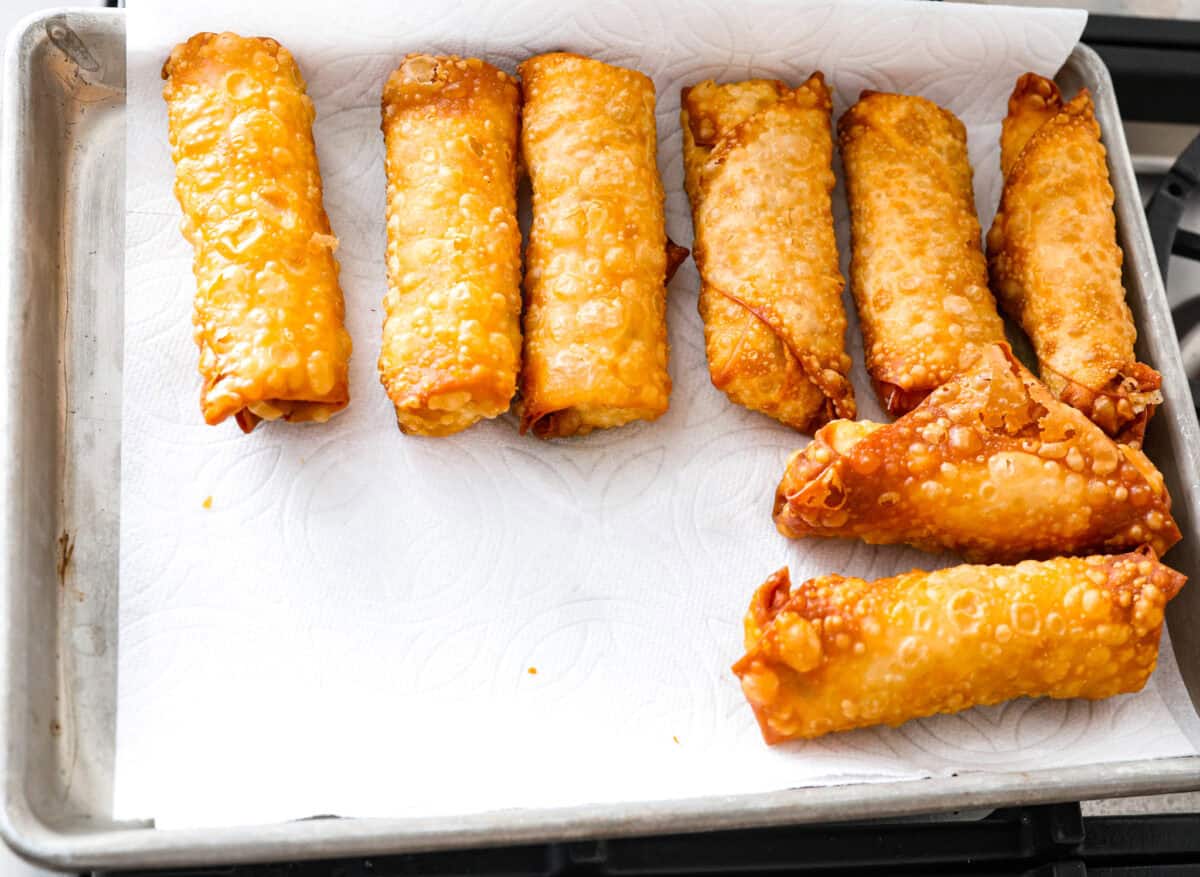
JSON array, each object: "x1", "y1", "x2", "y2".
[{"x1": 2, "y1": 8, "x2": 1198, "y2": 872}]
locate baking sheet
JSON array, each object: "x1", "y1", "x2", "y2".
[{"x1": 118, "y1": 0, "x2": 1199, "y2": 830}]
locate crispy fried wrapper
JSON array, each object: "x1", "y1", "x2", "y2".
[
  {"x1": 163, "y1": 32, "x2": 352, "y2": 432},
  {"x1": 518, "y1": 53, "x2": 679, "y2": 438},
  {"x1": 988, "y1": 74, "x2": 1161, "y2": 447},
  {"x1": 774, "y1": 344, "x2": 1180, "y2": 563},
  {"x1": 681, "y1": 74, "x2": 855, "y2": 431},
  {"x1": 378, "y1": 55, "x2": 522, "y2": 436},
  {"x1": 838, "y1": 92, "x2": 1005, "y2": 416},
  {"x1": 734, "y1": 551, "x2": 1186, "y2": 743}
]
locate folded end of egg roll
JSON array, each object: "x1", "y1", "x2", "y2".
[
  {"x1": 521, "y1": 401, "x2": 668, "y2": 439},
  {"x1": 1050, "y1": 360, "x2": 1162, "y2": 449},
  {"x1": 1000, "y1": 72, "x2": 1065, "y2": 178},
  {"x1": 231, "y1": 399, "x2": 346, "y2": 434}
]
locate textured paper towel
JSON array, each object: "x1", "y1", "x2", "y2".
[{"x1": 119, "y1": 0, "x2": 1198, "y2": 829}]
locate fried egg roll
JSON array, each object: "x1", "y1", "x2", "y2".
[
  {"x1": 987, "y1": 74, "x2": 1161, "y2": 447},
  {"x1": 734, "y1": 551, "x2": 1185, "y2": 743},
  {"x1": 774, "y1": 344, "x2": 1180, "y2": 563},
  {"x1": 838, "y1": 92, "x2": 1005, "y2": 416},
  {"x1": 378, "y1": 55, "x2": 522, "y2": 436},
  {"x1": 163, "y1": 32, "x2": 352, "y2": 432},
  {"x1": 681, "y1": 75, "x2": 855, "y2": 431},
  {"x1": 518, "y1": 52, "x2": 674, "y2": 438}
]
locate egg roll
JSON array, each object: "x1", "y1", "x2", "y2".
[
  {"x1": 518, "y1": 52, "x2": 674, "y2": 438},
  {"x1": 163, "y1": 32, "x2": 352, "y2": 432},
  {"x1": 734, "y1": 550, "x2": 1186, "y2": 743},
  {"x1": 774, "y1": 344, "x2": 1180, "y2": 563},
  {"x1": 838, "y1": 92, "x2": 1005, "y2": 416},
  {"x1": 681, "y1": 75, "x2": 855, "y2": 431},
  {"x1": 378, "y1": 55, "x2": 522, "y2": 436},
  {"x1": 987, "y1": 74, "x2": 1161, "y2": 447}
]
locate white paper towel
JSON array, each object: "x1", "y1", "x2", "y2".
[{"x1": 119, "y1": 0, "x2": 1199, "y2": 829}]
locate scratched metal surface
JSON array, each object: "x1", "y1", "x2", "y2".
[
  {"x1": 1, "y1": 9, "x2": 1199, "y2": 872},
  {"x1": 0, "y1": 4, "x2": 126, "y2": 867}
]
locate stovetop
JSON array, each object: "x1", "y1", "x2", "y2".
[{"x1": 5, "y1": 4, "x2": 1198, "y2": 877}]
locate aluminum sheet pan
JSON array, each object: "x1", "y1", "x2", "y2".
[{"x1": 1, "y1": 8, "x2": 1198, "y2": 871}]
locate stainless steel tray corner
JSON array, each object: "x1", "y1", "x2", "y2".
[{"x1": 2, "y1": 12, "x2": 1199, "y2": 871}]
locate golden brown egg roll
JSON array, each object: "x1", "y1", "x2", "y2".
[
  {"x1": 681, "y1": 74, "x2": 855, "y2": 431},
  {"x1": 838, "y1": 92, "x2": 1006, "y2": 416},
  {"x1": 163, "y1": 32, "x2": 352, "y2": 432},
  {"x1": 518, "y1": 52, "x2": 674, "y2": 438},
  {"x1": 378, "y1": 55, "x2": 522, "y2": 436},
  {"x1": 987, "y1": 74, "x2": 1161, "y2": 447},
  {"x1": 734, "y1": 550, "x2": 1185, "y2": 743},
  {"x1": 774, "y1": 344, "x2": 1180, "y2": 563}
]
